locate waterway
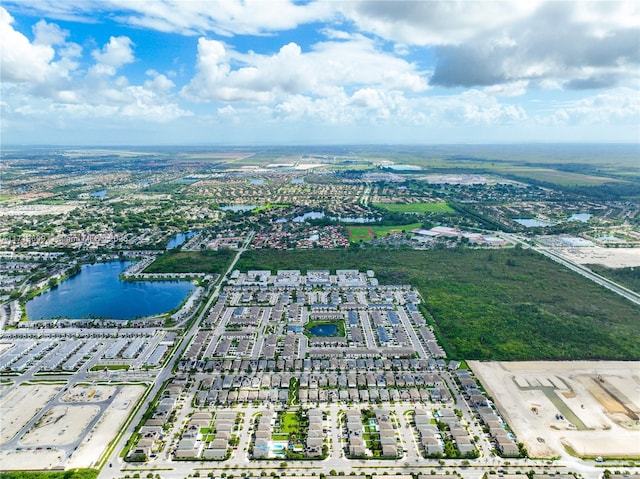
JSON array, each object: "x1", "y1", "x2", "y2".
[
  {"x1": 514, "y1": 218, "x2": 555, "y2": 228},
  {"x1": 221, "y1": 205, "x2": 257, "y2": 212},
  {"x1": 293, "y1": 212, "x2": 326, "y2": 222},
  {"x1": 26, "y1": 261, "x2": 195, "y2": 320},
  {"x1": 384, "y1": 164, "x2": 422, "y2": 171},
  {"x1": 166, "y1": 232, "x2": 196, "y2": 249},
  {"x1": 292, "y1": 211, "x2": 377, "y2": 223},
  {"x1": 568, "y1": 213, "x2": 592, "y2": 222}
]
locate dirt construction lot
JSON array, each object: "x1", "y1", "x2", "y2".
[
  {"x1": 0, "y1": 383, "x2": 146, "y2": 470},
  {"x1": 551, "y1": 247, "x2": 640, "y2": 268},
  {"x1": 66, "y1": 384, "x2": 145, "y2": 468},
  {"x1": 21, "y1": 405, "x2": 100, "y2": 445},
  {"x1": 470, "y1": 361, "x2": 640, "y2": 458},
  {"x1": 0, "y1": 383, "x2": 62, "y2": 443}
]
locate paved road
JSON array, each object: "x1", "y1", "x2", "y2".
[
  {"x1": 97, "y1": 398, "x2": 632, "y2": 479},
  {"x1": 359, "y1": 310, "x2": 376, "y2": 348},
  {"x1": 501, "y1": 233, "x2": 640, "y2": 306},
  {"x1": 98, "y1": 232, "x2": 255, "y2": 478},
  {"x1": 329, "y1": 408, "x2": 342, "y2": 462},
  {"x1": 396, "y1": 307, "x2": 427, "y2": 359},
  {"x1": 538, "y1": 247, "x2": 640, "y2": 305},
  {"x1": 440, "y1": 371, "x2": 494, "y2": 459},
  {"x1": 359, "y1": 182, "x2": 372, "y2": 206},
  {"x1": 89, "y1": 228, "x2": 638, "y2": 479}
]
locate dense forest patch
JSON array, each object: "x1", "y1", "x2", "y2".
[
  {"x1": 236, "y1": 247, "x2": 640, "y2": 361},
  {"x1": 144, "y1": 249, "x2": 235, "y2": 274}
]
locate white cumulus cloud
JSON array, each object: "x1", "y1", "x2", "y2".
[
  {"x1": 91, "y1": 35, "x2": 135, "y2": 76},
  {"x1": 0, "y1": 7, "x2": 70, "y2": 83},
  {"x1": 182, "y1": 36, "x2": 428, "y2": 103},
  {"x1": 541, "y1": 87, "x2": 640, "y2": 125}
]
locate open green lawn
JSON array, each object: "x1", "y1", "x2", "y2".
[
  {"x1": 272, "y1": 411, "x2": 304, "y2": 440},
  {"x1": 347, "y1": 226, "x2": 374, "y2": 241},
  {"x1": 374, "y1": 202, "x2": 454, "y2": 213},
  {"x1": 236, "y1": 247, "x2": 640, "y2": 361},
  {"x1": 280, "y1": 412, "x2": 300, "y2": 434},
  {"x1": 144, "y1": 249, "x2": 235, "y2": 274},
  {"x1": 89, "y1": 364, "x2": 130, "y2": 371},
  {"x1": 348, "y1": 223, "x2": 422, "y2": 242},
  {"x1": 252, "y1": 203, "x2": 289, "y2": 213},
  {"x1": 371, "y1": 223, "x2": 423, "y2": 236}
]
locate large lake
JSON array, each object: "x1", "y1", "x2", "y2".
[{"x1": 26, "y1": 261, "x2": 195, "y2": 320}]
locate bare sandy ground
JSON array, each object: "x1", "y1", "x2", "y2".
[
  {"x1": 0, "y1": 449, "x2": 63, "y2": 470},
  {"x1": 61, "y1": 384, "x2": 118, "y2": 403},
  {"x1": 0, "y1": 384, "x2": 145, "y2": 470},
  {"x1": 0, "y1": 384, "x2": 62, "y2": 443},
  {"x1": 551, "y1": 247, "x2": 640, "y2": 268},
  {"x1": 66, "y1": 384, "x2": 145, "y2": 468},
  {"x1": 469, "y1": 361, "x2": 640, "y2": 458},
  {"x1": 0, "y1": 204, "x2": 78, "y2": 216},
  {"x1": 21, "y1": 405, "x2": 100, "y2": 445}
]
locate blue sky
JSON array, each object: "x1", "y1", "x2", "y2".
[{"x1": 1, "y1": 1, "x2": 639, "y2": 145}]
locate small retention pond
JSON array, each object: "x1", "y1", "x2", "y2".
[{"x1": 308, "y1": 324, "x2": 338, "y2": 336}]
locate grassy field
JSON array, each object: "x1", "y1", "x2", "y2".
[
  {"x1": 89, "y1": 364, "x2": 130, "y2": 371},
  {"x1": 354, "y1": 144, "x2": 639, "y2": 189},
  {"x1": 371, "y1": 223, "x2": 422, "y2": 236},
  {"x1": 252, "y1": 203, "x2": 289, "y2": 213},
  {"x1": 348, "y1": 223, "x2": 422, "y2": 242},
  {"x1": 347, "y1": 226, "x2": 374, "y2": 241},
  {"x1": 374, "y1": 202, "x2": 454, "y2": 213},
  {"x1": 144, "y1": 249, "x2": 235, "y2": 274},
  {"x1": 280, "y1": 411, "x2": 301, "y2": 434},
  {"x1": 235, "y1": 247, "x2": 640, "y2": 361}
]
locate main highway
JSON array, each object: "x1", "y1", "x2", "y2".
[
  {"x1": 98, "y1": 232, "x2": 254, "y2": 478},
  {"x1": 95, "y1": 229, "x2": 637, "y2": 479},
  {"x1": 501, "y1": 233, "x2": 640, "y2": 306}
]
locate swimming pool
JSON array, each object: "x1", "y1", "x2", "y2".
[{"x1": 272, "y1": 444, "x2": 285, "y2": 451}]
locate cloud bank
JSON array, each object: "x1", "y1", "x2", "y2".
[{"x1": 1, "y1": 1, "x2": 638, "y2": 144}]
